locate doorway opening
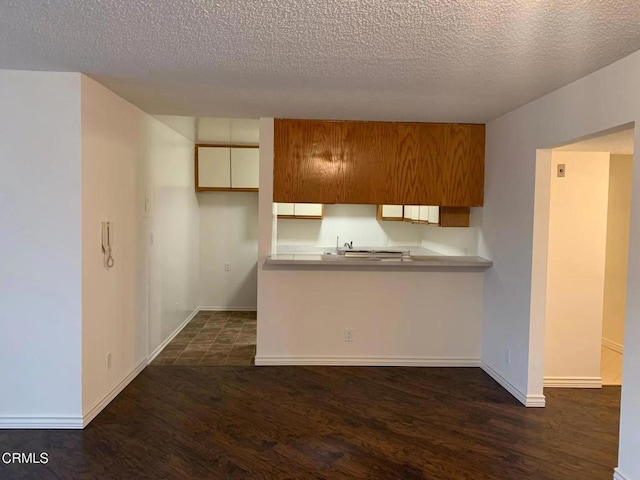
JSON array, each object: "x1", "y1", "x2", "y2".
[
  {"x1": 537, "y1": 125, "x2": 633, "y2": 390},
  {"x1": 147, "y1": 117, "x2": 260, "y2": 367}
]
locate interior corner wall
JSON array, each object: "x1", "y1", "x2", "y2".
[
  {"x1": 198, "y1": 192, "x2": 259, "y2": 310},
  {"x1": 0, "y1": 70, "x2": 83, "y2": 424},
  {"x1": 482, "y1": 48, "x2": 640, "y2": 478},
  {"x1": 602, "y1": 154, "x2": 633, "y2": 350},
  {"x1": 81, "y1": 76, "x2": 199, "y2": 417},
  {"x1": 543, "y1": 152, "x2": 610, "y2": 383}
]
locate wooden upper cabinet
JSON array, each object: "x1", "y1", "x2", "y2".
[
  {"x1": 273, "y1": 119, "x2": 484, "y2": 206},
  {"x1": 440, "y1": 124, "x2": 485, "y2": 206},
  {"x1": 274, "y1": 120, "x2": 344, "y2": 204}
]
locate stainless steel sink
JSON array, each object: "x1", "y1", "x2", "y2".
[{"x1": 342, "y1": 249, "x2": 409, "y2": 259}]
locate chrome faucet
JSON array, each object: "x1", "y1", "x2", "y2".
[{"x1": 344, "y1": 241, "x2": 353, "y2": 249}]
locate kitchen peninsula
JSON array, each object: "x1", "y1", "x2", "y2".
[{"x1": 257, "y1": 118, "x2": 489, "y2": 367}]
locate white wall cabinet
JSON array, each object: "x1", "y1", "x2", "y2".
[
  {"x1": 405, "y1": 205, "x2": 439, "y2": 223},
  {"x1": 196, "y1": 145, "x2": 259, "y2": 191},
  {"x1": 198, "y1": 147, "x2": 231, "y2": 189},
  {"x1": 277, "y1": 203, "x2": 324, "y2": 219},
  {"x1": 379, "y1": 204, "x2": 442, "y2": 225},
  {"x1": 231, "y1": 148, "x2": 259, "y2": 189},
  {"x1": 380, "y1": 205, "x2": 404, "y2": 220}
]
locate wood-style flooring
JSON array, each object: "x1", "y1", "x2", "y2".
[{"x1": 0, "y1": 367, "x2": 620, "y2": 479}]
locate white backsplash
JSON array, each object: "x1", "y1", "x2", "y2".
[
  {"x1": 276, "y1": 204, "x2": 479, "y2": 255},
  {"x1": 276, "y1": 204, "x2": 421, "y2": 247}
]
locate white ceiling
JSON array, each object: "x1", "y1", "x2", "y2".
[
  {"x1": 3, "y1": 1, "x2": 640, "y2": 122},
  {"x1": 556, "y1": 128, "x2": 635, "y2": 155}
]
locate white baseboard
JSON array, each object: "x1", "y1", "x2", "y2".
[
  {"x1": 603, "y1": 338, "x2": 624, "y2": 354},
  {"x1": 199, "y1": 306, "x2": 257, "y2": 312},
  {"x1": 255, "y1": 356, "x2": 480, "y2": 367},
  {"x1": 614, "y1": 468, "x2": 631, "y2": 480},
  {"x1": 0, "y1": 416, "x2": 83, "y2": 429},
  {"x1": 82, "y1": 360, "x2": 147, "y2": 428},
  {"x1": 543, "y1": 376, "x2": 602, "y2": 388},
  {"x1": 481, "y1": 361, "x2": 546, "y2": 407},
  {"x1": 147, "y1": 307, "x2": 200, "y2": 363}
]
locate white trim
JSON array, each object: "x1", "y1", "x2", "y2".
[
  {"x1": 543, "y1": 376, "x2": 602, "y2": 388},
  {"x1": 82, "y1": 360, "x2": 147, "y2": 428},
  {"x1": 0, "y1": 416, "x2": 83, "y2": 429},
  {"x1": 603, "y1": 338, "x2": 624, "y2": 354},
  {"x1": 481, "y1": 361, "x2": 546, "y2": 407},
  {"x1": 614, "y1": 468, "x2": 632, "y2": 480},
  {"x1": 255, "y1": 356, "x2": 480, "y2": 367},
  {"x1": 199, "y1": 306, "x2": 257, "y2": 312},
  {"x1": 147, "y1": 307, "x2": 199, "y2": 363}
]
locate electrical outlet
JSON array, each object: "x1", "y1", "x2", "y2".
[
  {"x1": 344, "y1": 328, "x2": 354, "y2": 343},
  {"x1": 224, "y1": 263, "x2": 231, "y2": 271},
  {"x1": 107, "y1": 352, "x2": 112, "y2": 370},
  {"x1": 505, "y1": 347, "x2": 511, "y2": 364}
]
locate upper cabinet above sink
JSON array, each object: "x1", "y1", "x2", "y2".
[{"x1": 273, "y1": 119, "x2": 485, "y2": 207}]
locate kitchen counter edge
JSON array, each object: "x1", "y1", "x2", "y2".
[{"x1": 265, "y1": 254, "x2": 492, "y2": 269}]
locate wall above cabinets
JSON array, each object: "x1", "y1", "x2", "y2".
[
  {"x1": 195, "y1": 144, "x2": 259, "y2": 192},
  {"x1": 273, "y1": 119, "x2": 485, "y2": 206}
]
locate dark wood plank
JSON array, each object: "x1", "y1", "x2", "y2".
[
  {"x1": 0, "y1": 367, "x2": 620, "y2": 480},
  {"x1": 440, "y1": 207, "x2": 471, "y2": 227}
]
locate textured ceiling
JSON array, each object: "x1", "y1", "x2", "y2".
[
  {"x1": 555, "y1": 127, "x2": 635, "y2": 155},
  {"x1": 2, "y1": 1, "x2": 640, "y2": 122}
]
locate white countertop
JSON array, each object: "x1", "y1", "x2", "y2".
[{"x1": 265, "y1": 253, "x2": 492, "y2": 269}]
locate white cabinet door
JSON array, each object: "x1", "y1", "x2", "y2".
[
  {"x1": 381, "y1": 205, "x2": 404, "y2": 219},
  {"x1": 418, "y1": 206, "x2": 430, "y2": 222},
  {"x1": 294, "y1": 203, "x2": 323, "y2": 217},
  {"x1": 404, "y1": 205, "x2": 420, "y2": 221},
  {"x1": 231, "y1": 148, "x2": 259, "y2": 189},
  {"x1": 198, "y1": 147, "x2": 231, "y2": 188},
  {"x1": 427, "y1": 206, "x2": 440, "y2": 224},
  {"x1": 277, "y1": 203, "x2": 295, "y2": 216}
]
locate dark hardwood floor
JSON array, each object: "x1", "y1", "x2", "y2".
[{"x1": 0, "y1": 367, "x2": 620, "y2": 479}]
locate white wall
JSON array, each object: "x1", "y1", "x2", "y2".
[
  {"x1": 258, "y1": 269, "x2": 483, "y2": 363},
  {"x1": 420, "y1": 223, "x2": 479, "y2": 256},
  {"x1": 603, "y1": 154, "x2": 633, "y2": 349},
  {"x1": 199, "y1": 192, "x2": 258, "y2": 309},
  {"x1": 277, "y1": 204, "x2": 422, "y2": 247},
  {"x1": 544, "y1": 152, "x2": 610, "y2": 384},
  {"x1": 0, "y1": 71, "x2": 83, "y2": 425},
  {"x1": 483, "y1": 49, "x2": 640, "y2": 478},
  {"x1": 258, "y1": 119, "x2": 483, "y2": 366},
  {"x1": 146, "y1": 124, "x2": 199, "y2": 353},
  {"x1": 81, "y1": 76, "x2": 199, "y2": 417}
]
